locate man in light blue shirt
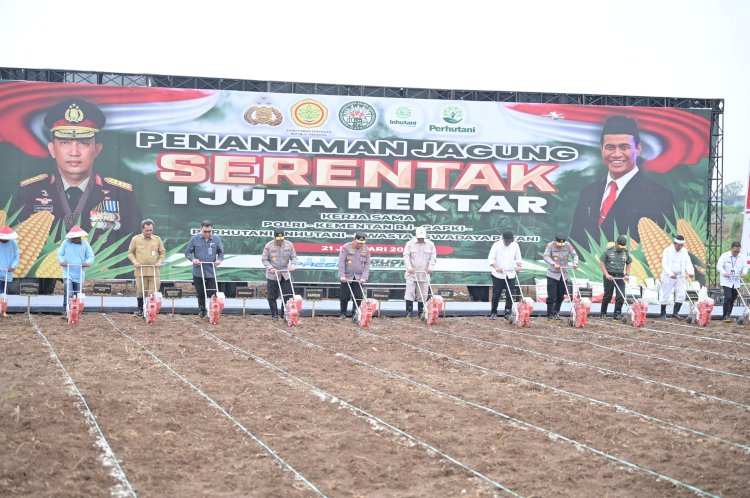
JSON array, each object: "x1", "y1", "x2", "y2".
[
  {"x1": 0, "y1": 226, "x2": 20, "y2": 318},
  {"x1": 57, "y1": 225, "x2": 95, "y2": 317},
  {"x1": 185, "y1": 220, "x2": 224, "y2": 319}
]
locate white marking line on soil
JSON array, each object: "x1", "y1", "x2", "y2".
[
  {"x1": 101, "y1": 315, "x2": 327, "y2": 498},
  {"x1": 27, "y1": 315, "x2": 136, "y2": 498},
  {"x1": 548, "y1": 321, "x2": 750, "y2": 362},
  {"x1": 261, "y1": 319, "x2": 721, "y2": 498},
  {"x1": 626, "y1": 321, "x2": 750, "y2": 347},
  {"x1": 416, "y1": 322, "x2": 750, "y2": 410},
  {"x1": 479, "y1": 321, "x2": 750, "y2": 380},
  {"x1": 349, "y1": 324, "x2": 750, "y2": 453},
  {"x1": 183, "y1": 316, "x2": 523, "y2": 498}
]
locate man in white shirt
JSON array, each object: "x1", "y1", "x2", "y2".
[
  {"x1": 716, "y1": 241, "x2": 748, "y2": 322},
  {"x1": 487, "y1": 231, "x2": 523, "y2": 320},
  {"x1": 659, "y1": 235, "x2": 694, "y2": 320},
  {"x1": 403, "y1": 226, "x2": 437, "y2": 319}
]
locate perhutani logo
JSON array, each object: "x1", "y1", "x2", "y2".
[
  {"x1": 244, "y1": 99, "x2": 283, "y2": 126},
  {"x1": 441, "y1": 106, "x2": 464, "y2": 124},
  {"x1": 339, "y1": 101, "x2": 376, "y2": 130},
  {"x1": 291, "y1": 99, "x2": 328, "y2": 128},
  {"x1": 431, "y1": 105, "x2": 475, "y2": 134},
  {"x1": 385, "y1": 103, "x2": 422, "y2": 133}
]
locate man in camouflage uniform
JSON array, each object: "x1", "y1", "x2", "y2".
[
  {"x1": 403, "y1": 226, "x2": 436, "y2": 319},
  {"x1": 598, "y1": 235, "x2": 632, "y2": 320},
  {"x1": 338, "y1": 231, "x2": 370, "y2": 321},
  {"x1": 127, "y1": 219, "x2": 166, "y2": 317},
  {"x1": 543, "y1": 233, "x2": 579, "y2": 320},
  {"x1": 17, "y1": 99, "x2": 141, "y2": 257},
  {"x1": 262, "y1": 227, "x2": 297, "y2": 320}
]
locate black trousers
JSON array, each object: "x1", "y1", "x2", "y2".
[
  {"x1": 267, "y1": 277, "x2": 293, "y2": 301},
  {"x1": 491, "y1": 275, "x2": 517, "y2": 314},
  {"x1": 601, "y1": 275, "x2": 626, "y2": 315},
  {"x1": 722, "y1": 286, "x2": 739, "y2": 316},
  {"x1": 546, "y1": 276, "x2": 570, "y2": 315},
  {"x1": 340, "y1": 281, "x2": 364, "y2": 313},
  {"x1": 193, "y1": 276, "x2": 217, "y2": 312}
]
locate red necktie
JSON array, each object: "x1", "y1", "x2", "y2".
[{"x1": 599, "y1": 181, "x2": 617, "y2": 226}]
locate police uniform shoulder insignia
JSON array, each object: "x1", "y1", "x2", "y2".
[
  {"x1": 20, "y1": 173, "x2": 49, "y2": 187},
  {"x1": 103, "y1": 177, "x2": 133, "y2": 191}
]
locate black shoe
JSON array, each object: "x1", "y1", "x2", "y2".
[
  {"x1": 672, "y1": 314, "x2": 684, "y2": 321},
  {"x1": 340, "y1": 314, "x2": 347, "y2": 319},
  {"x1": 405, "y1": 311, "x2": 413, "y2": 320},
  {"x1": 271, "y1": 313, "x2": 279, "y2": 321},
  {"x1": 352, "y1": 315, "x2": 358, "y2": 324},
  {"x1": 490, "y1": 313, "x2": 497, "y2": 320},
  {"x1": 133, "y1": 310, "x2": 143, "y2": 318},
  {"x1": 659, "y1": 314, "x2": 668, "y2": 321},
  {"x1": 723, "y1": 315, "x2": 734, "y2": 323},
  {"x1": 613, "y1": 313, "x2": 623, "y2": 321},
  {"x1": 553, "y1": 313, "x2": 561, "y2": 320},
  {"x1": 197, "y1": 309, "x2": 206, "y2": 319},
  {"x1": 599, "y1": 314, "x2": 608, "y2": 320},
  {"x1": 547, "y1": 315, "x2": 554, "y2": 321}
]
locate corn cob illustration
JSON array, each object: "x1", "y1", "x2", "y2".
[
  {"x1": 629, "y1": 259, "x2": 649, "y2": 286},
  {"x1": 13, "y1": 212, "x2": 54, "y2": 277},
  {"x1": 35, "y1": 249, "x2": 62, "y2": 278},
  {"x1": 0, "y1": 210, "x2": 6, "y2": 228},
  {"x1": 676, "y1": 219, "x2": 706, "y2": 263},
  {"x1": 637, "y1": 217, "x2": 672, "y2": 278},
  {"x1": 629, "y1": 239, "x2": 639, "y2": 252}
]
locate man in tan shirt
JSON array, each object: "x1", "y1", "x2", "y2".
[{"x1": 128, "y1": 219, "x2": 166, "y2": 317}]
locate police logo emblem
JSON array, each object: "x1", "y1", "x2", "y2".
[{"x1": 244, "y1": 101, "x2": 283, "y2": 126}]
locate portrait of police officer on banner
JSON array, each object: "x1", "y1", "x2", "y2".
[{"x1": 16, "y1": 99, "x2": 141, "y2": 250}]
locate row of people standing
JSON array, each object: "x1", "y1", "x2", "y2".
[{"x1": 2, "y1": 220, "x2": 748, "y2": 322}]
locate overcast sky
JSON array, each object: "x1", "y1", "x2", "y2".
[{"x1": 1, "y1": 0, "x2": 747, "y2": 190}]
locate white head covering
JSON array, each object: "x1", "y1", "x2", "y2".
[
  {"x1": 65, "y1": 225, "x2": 88, "y2": 239},
  {"x1": 0, "y1": 225, "x2": 18, "y2": 241},
  {"x1": 415, "y1": 227, "x2": 427, "y2": 239}
]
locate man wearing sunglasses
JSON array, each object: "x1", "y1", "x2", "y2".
[
  {"x1": 543, "y1": 233, "x2": 579, "y2": 320},
  {"x1": 261, "y1": 227, "x2": 297, "y2": 320},
  {"x1": 338, "y1": 231, "x2": 371, "y2": 321}
]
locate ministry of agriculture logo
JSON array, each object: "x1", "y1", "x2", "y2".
[
  {"x1": 339, "y1": 101, "x2": 377, "y2": 130},
  {"x1": 291, "y1": 99, "x2": 328, "y2": 128},
  {"x1": 441, "y1": 106, "x2": 464, "y2": 124}
]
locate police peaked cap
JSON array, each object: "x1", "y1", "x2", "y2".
[{"x1": 45, "y1": 99, "x2": 106, "y2": 139}]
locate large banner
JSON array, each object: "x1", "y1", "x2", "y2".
[{"x1": 0, "y1": 81, "x2": 711, "y2": 285}]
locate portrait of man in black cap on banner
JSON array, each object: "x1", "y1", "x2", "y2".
[
  {"x1": 569, "y1": 115, "x2": 675, "y2": 251},
  {"x1": 17, "y1": 98, "x2": 141, "y2": 248}
]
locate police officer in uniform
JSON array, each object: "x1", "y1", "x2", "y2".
[
  {"x1": 261, "y1": 227, "x2": 297, "y2": 320},
  {"x1": 17, "y1": 99, "x2": 141, "y2": 252},
  {"x1": 338, "y1": 231, "x2": 371, "y2": 321},
  {"x1": 598, "y1": 235, "x2": 633, "y2": 320},
  {"x1": 543, "y1": 233, "x2": 579, "y2": 320}
]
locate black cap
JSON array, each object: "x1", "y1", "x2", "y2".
[
  {"x1": 616, "y1": 235, "x2": 628, "y2": 245},
  {"x1": 45, "y1": 99, "x2": 106, "y2": 139},
  {"x1": 273, "y1": 227, "x2": 284, "y2": 237},
  {"x1": 601, "y1": 115, "x2": 640, "y2": 143},
  {"x1": 502, "y1": 231, "x2": 513, "y2": 241},
  {"x1": 354, "y1": 230, "x2": 367, "y2": 241},
  {"x1": 555, "y1": 233, "x2": 566, "y2": 242}
]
